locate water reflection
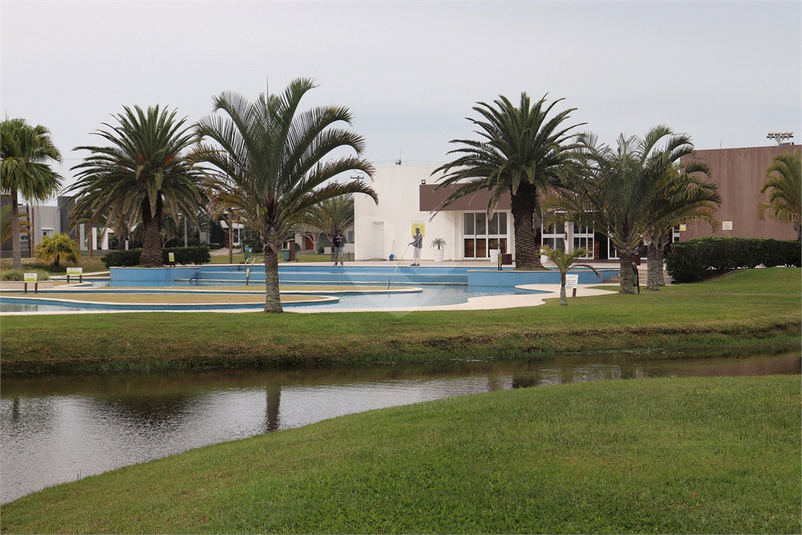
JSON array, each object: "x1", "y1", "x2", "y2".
[{"x1": 1, "y1": 352, "x2": 799, "y2": 504}]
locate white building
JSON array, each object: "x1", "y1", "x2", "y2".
[
  {"x1": 354, "y1": 164, "x2": 515, "y2": 263},
  {"x1": 354, "y1": 164, "x2": 626, "y2": 264}
]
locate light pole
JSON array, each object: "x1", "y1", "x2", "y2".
[{"x1": 767, "y1": 132, "x2": 794, "y2": 145}]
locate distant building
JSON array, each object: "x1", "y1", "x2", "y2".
[
  {"x1": 354, "y1": 145, "x2": 798, "y2": 263},
  {"x1": 681, "y1": 145, "x2": 797, "y2": 240}
]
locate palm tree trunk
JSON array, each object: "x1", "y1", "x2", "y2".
[
  {"x1": 646, "y1": 241, "x2": 663, "y2": 291},
  {"x1": 511, "y1": 183, "x2": 544, "y2": 270},
  {"x1": 618, "y1": 250, "x2": 636, "y2": 294},
  {"x1": 139, "y1": 197, "x2": 163, "y2": 266},
  {"x1": 10, "y1": 189, "x2": 21, "y2": 271},
  {"x1": 263, "y1": 246, "x2": 283, "y2": 313},
  {"x1": 29, "y1": 205, "x2": 35, "y2": 259},
  {"x1": 228, "y1": 222, "x2": 233, "y2": 264},
  {"x1": 139, "y1": 217, "x2": 163, "y2": 266}
]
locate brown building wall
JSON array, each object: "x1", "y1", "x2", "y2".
[
  {"x1": 682, "y1": 145, "x2": 798, "y2": 240},
  {"x1": 419, "y1": 184, "x2": 511, "y2": 212}
]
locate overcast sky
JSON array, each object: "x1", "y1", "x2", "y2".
[{"x1": 2, "y1": 1, "x2": 800, "y2": 202}]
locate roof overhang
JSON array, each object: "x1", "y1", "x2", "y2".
[{"x1": 419, "y1": 184, "x2": 511, "y2": 212}]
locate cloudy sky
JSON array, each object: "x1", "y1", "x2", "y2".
[{"x1": 2, "y1": 1, "x2": 800, "y2": 199}]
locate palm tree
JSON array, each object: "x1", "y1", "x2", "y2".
[
  {"x1": 1, "y1": 204, "x2": 29, "y2": 245},
  {"x1": 642, "y1": 163, "x2": 720, "y2": 290},
  {"x1": 1, "y1": 118, "x2": 63, "y2": 270},
  {"x1": 433, "y1": 93, "x2": 582, "y2": 269},
  {"x1": 540, "y1": 245, "x2": 600, "y2": 305},
  {"x1": 192, "y1": 78, "x2": 378, "y2": 313},
  {"x1": 35, "y1": 233, "x2": 80, "y2": 268},
  {"x1": 758, "y1": 149, "x2": 801, "y2": 240},
  {"x1": 547, "y1": 125, "x2": 701, "y2": 294},
  {"x1": 303, "y1": 193, "x2": 354, "y2": 262},
  {"x1": 66, "y1": 105, "x2": 205, "y2": 266}
]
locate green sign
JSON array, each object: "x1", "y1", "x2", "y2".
[{"x1": 23, "y1": 272, "x2": 38, "y2": 283}]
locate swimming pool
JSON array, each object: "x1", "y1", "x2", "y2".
[
  {"x1": 0, "y1": 264, "x2": 609, "y2": 314},
  {"x1": 0, "y1": 285, "x2": 538, "y2": 314}
]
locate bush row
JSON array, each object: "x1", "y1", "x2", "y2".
[
  {"x1": 666, "y1": 237, "x2": 801, "y2": 283},
  {"x1": 102, "y1": 246, "x2": 211, "y2": 268},
  {"x1": 0, "y1": 269, "x2": 51, "y2": 281}
]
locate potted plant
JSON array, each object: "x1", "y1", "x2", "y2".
[
  {"x1": 488, "y1": 239, "x2": 501, "y2": 263},
  {"x1": 431, "y1": 238, "x2": 446, "y2": 262}
]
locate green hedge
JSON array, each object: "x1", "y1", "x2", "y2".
[
  {"x1": 0, "y1": 269, "x2": 51, "y2": 281},
  {"x1": 102, "y1": 246, "x2": 211, "y2": 268},
  {"x1": 666, "y1": 237, "x2": 801, "y2": 282}
]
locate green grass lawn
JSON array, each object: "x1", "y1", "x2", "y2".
[
  {"x1": 2, "y1": 375, "x2": 798, "y2": 534},
  {"x1": 1, "y1": 268, "x2": 799, "y2": 374}
]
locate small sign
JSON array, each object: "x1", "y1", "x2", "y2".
[
  {"x1": 722, "y1": 221, "x2": 733, "y2": 231},
  {"x1": 168, "y1": 252, "x2": 175, "y2": 263},
  {"x1": 23, "y1": 272, "x2": 38, "y2": 283},
  {"x1": 679, "y1": 224, "x2": 687, "y2": 232},
  {"x1": 565, "y1": 274, "x2": 579, "y2": 289},
  {"x1": 67, "y1": 267, "x2": 82, "y2": 275}
]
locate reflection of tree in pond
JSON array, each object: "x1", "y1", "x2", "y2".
[
  {"x1": 265, "y1": 383, "x2": 280, "y2": 432},
  {"x1": 1, "y1": 396, "x2": 60, "y2": 437},
  {"x1": 92, "y1": 395, "x2": 193, "y2": 431},
  {"x1": 512, "y1": 371, "x2": 540, "y2": 389}
]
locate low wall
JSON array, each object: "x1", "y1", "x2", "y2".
[
  {"x1": 0, "y1": 281, "x2": 55, "y2": 291},
  {"x1": 109, "y1": 265, "x2": 619, "y2": 289},
  {"x1": 467, "y1": 268, "x2": 618, "y2": 287}
]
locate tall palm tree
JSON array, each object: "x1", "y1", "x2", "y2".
[
  {"x1": 1, "y1": 204, "x2": 29, "y2": 245},
  {"x1": 1, "y1": 118, "x2": 63, "y2": 270},
  {"x1": 758, "y1": 149, "x2": 801, "y2": 240},
  {"x1": 192, "y1": 78, "x2": 378, "y2": 313},
  {"x1": 547, "y1": 125, "x2": 701, "y2": 294},
  {"x1": 304, "y1": 193, "x2": 354, "y2": 261},
  {"x1": 433, "y1": 93, "x2": 582, "y2": 269},
  {"x1": 642, "y1": 162, "x2": 720, "y2": 290},
  {"x1": 66, "y1": 105, "x2": 205, "y2": 266}
]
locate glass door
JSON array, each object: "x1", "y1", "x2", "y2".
[{"x1": 463, "y1": 212, "x2": 508, "y2": 258}]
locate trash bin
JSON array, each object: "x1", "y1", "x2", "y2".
[{"x1": 281, "y1": 249, "x2": 290, "y2": 262}]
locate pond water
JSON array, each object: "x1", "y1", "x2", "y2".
[{"x1": 1, "y1": 352, "x2": 798, "y2": 504}]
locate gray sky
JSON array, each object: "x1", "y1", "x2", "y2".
[{"x1": 2, "y1": 1, "x2": 800, "y2": 201}]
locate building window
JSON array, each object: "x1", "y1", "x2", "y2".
[
  {"x1": 464, "y1": 212, "x2": 507, "y2": 258},
  {"x1": 572, "y1": 224, "x2": 594, "y2": 259},
  {"x1": 542, "y1": 222, "x2": 565, "y2": 252}
]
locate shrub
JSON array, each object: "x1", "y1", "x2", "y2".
[
  {"x1": 1, "y1": 269, "x2": 51, "y2": 281},
  {"x1": 666, "y1": 237, "x2": 802, "y2": 282},
  {"x1": 102, "y1": 249, "x2": 142, "y2": 268},
  {"x1": 162, "y1": 246, "x2": 211, "y2": 265},
  {"x1": 102, "y1": 246, "x2": 211, "y2": 268}
]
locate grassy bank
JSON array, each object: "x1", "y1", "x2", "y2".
[
  {"x1": 2, "y1": 375, "x2": 799, "y2": 534},
  {"x1": 1, "y1": 268, "x2": 799, "y2": 375}
]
